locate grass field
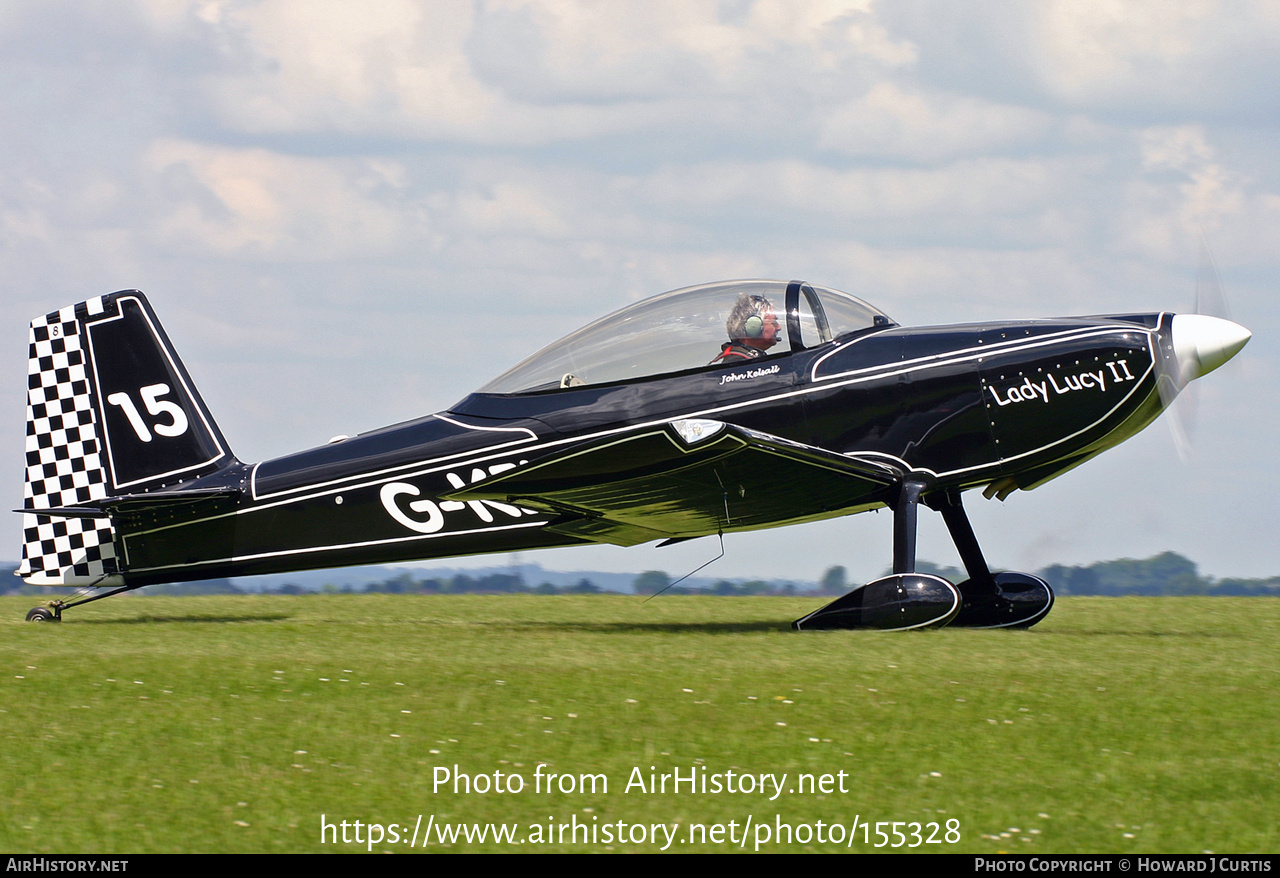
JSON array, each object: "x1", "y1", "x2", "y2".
[{"x1": 1, "y1": 593, "x2": 1276, "y2": 853}]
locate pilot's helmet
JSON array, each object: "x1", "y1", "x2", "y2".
[{"x1": 726, "y1": 293, "x2": 775, "y2": 341}]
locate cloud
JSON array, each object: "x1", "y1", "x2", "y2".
[
  {"x1": 197, "y1": 0, "x2": 499, "y2": 138},
  {"x1": 173, "y1": 0, "x2": 924, "y2": 147},
  {"x1": 817, "y1": 82, "x2": 1054, "y2": 162},
  {"x1": 1109, "y1": 125, "x2": 1276, "y2": 262},
  {"x1": 639, "y1": 155, "x2": 1084, "y2": 234},
  {"x1": 880, "y1": 0, "x2": 1280, "y2": 122},
  {"x1": 1032, "y1": 0, "x2": 1280, "y2": 119},
  {"x1": 468, "y1": 0, "x2": 915, "y2": 102},
  {"x1": 141, "y1": 139, "x2": 413, "y2": 260}
]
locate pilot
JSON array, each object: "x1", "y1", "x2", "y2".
[{"x1": 711, "y1": 293, "x2": 782, "y2": 364}]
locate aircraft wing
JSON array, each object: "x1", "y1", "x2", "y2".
[{"x1": 444, "y1": 419, "x2": 902, "y2": 546}]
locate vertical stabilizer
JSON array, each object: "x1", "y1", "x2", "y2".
[{"x1": 18, "y1": 291, "x2": 235, "y2": 585}]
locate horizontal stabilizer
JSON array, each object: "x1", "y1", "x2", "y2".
[
  {"x1": 16, "y1": 486, "x2": 240, "y2": 519},
  {"x1": 445, "y1": 418, "x2": 901, "y2": 545}
]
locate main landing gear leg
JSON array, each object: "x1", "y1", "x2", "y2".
[
  {"x1": 793, "y1": 480, "x2": 961, "y2": 631},
  {"x1": 934, "y1": 490, "x2": 1054, "y2": 629}
]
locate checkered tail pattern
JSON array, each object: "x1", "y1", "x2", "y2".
[{"x1": 17, "y1": 297, "x2": 122, "y2": 586}]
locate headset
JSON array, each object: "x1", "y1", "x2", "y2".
[{"x1": 742, "y1": 295, "x2": 771, "y2": 338}]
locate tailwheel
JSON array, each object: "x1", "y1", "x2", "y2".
[
  {"x1": 19, "y1": 587, "x2": 131, "y2": 623},
  {"x1": 793, "y1": 573, "x2": 960, "y2": 631},
  {"x1": 950, "y1": 572, "x2": 1054, "y2": 629}
]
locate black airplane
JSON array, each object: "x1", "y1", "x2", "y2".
[{"x1": 18, "y1": 280, "x2": 1249, "y2": 629}]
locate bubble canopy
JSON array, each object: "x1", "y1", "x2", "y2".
[{"x1": 479, "y1": 280, "x2": 894, "y2": 395}]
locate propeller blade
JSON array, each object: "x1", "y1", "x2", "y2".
[
  {"x1": 1159, "y1": 239, "x2": 1248, "y2": 460},
  {"x1": 1195, "y1": 235, "x2": 1230, "y2": 321}
]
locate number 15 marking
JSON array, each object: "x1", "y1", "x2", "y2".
[{"x1": 107, "y1": 383, "x2": 189, "y2": 442}]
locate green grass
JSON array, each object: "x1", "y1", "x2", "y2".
[{"x1": 1, "y1": 594, "x2": 1276, "y2": 853}]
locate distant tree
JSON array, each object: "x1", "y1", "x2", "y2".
[
  {"x1": 1152, "y1": 552, "x2": 1207, "y2": 595},
  {"x1": 367, "y1": 572, "x2": 416, "y2": 593},
  {"x1": 1089, "y1": 552, "x2": 1207, "y2": 595},
  {"x1": 418, "y1": 578, "x2": 448, "y2": 593},
  {"x1": 0, "y1": 565, "x2": 22, "y2": 595},
  {"x1": 475, "y1": 573, "x2": 526, "y2": 593},
  {"x1": 566, "y1": 578, "x2": 600, "y2": 594},
  {"x1": 148, "y1": 578, "x2": 241, "y2": 595},
  {"x1": 1040, "y1": 552, "x2": 1210, "y2": 596},
  {"x1": 633, "y1": 570, "x2": 671, "y2": 596},
  {"x1": 819, "y1": 566, "x2": 847, "y2": 595},
  {"x1": 710, "y1": 579, "x2": 738, "y2": 595},
  {"x1": 1211, "y1": 576, "x2": 1280, "y2": 596},
  {"x1": 1040, "y1": 563, "x2": 1101, "y2": 596}
]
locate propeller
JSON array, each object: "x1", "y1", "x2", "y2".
[{"x1": 1156, "y1": 240, "x2": 1251, "y2": 459}]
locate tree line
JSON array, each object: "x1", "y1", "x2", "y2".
[{"x1": 4, "y1": 551, "x2": 1279, "y2": 597}]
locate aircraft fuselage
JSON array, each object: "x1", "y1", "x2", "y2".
[{"x1": 112, "y1": 313, "x2": 1163, "y2": 585}]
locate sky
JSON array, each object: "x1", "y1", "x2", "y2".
[{"x1": 2, "y1": 0, "x2": 1277, "y2": 587}]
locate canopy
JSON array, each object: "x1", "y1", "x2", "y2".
[{"x1": 480, "y1": 279, "x2": 893, "y2": 394}]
